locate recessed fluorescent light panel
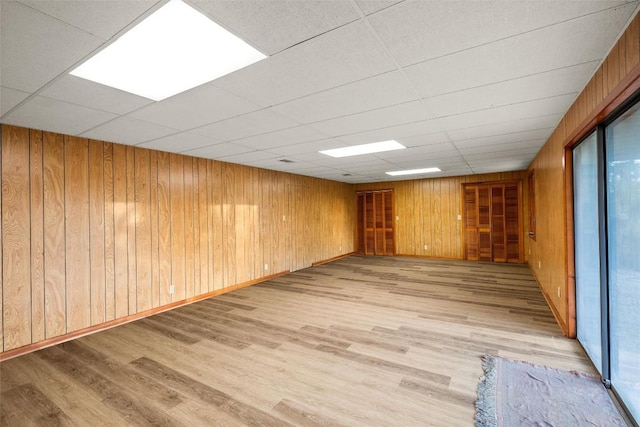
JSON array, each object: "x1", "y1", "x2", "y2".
[
  {"x1": 319, "y1": 140, "x2": 405, "y2": 158},
  {"x1": 386, "y1": 167, "x2": 441, "y2": 176},
  {"x1": 70, "y1": 0, "x2": 266, "y2": 101}
]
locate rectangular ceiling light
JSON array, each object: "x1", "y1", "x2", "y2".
[
  {"x1": 386, "y1": 167, "x2": 441, "y2": 176},
  {"x1": 70, "y1": 0, "x2": 266, "y2": 101},
  {"x1": 319, "y1": 140, "x2": 405, "y2": 158}
]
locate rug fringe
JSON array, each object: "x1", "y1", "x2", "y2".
[{"x1": 475, "y1": 355, "x2": 498, "y2": 427}]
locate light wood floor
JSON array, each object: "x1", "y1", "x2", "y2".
[{"x1": 0, "y1": 255, "x2": 594, "y2": 426}]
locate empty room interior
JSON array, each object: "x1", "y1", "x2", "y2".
[{"x1": 1, "y1": 1, "x2": 640, "y2": 425}]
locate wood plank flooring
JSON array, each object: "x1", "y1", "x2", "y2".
[{"x1": 0, "y1": 255, "x2": 594, "y2": 426}]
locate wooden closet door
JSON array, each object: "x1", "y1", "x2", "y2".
[
  {"x1": 356, "y1": 190, "x2": 395, "y2": 256},
  {"x1": 491, "y1": 185, "x2": 507, "y2": 262},
  {"x1": 477, "y1": 186, "x2": 492, "y2": 261},
  {"x1": 505, "y1": 184, "x2": 521, "y2": 263},
  {"x1": 464, "y1": 186, "x2": 479, "y2": 261}
]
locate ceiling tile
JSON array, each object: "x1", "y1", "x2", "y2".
[
  {"x1": 190, "y1": 108, "x2": 300, "y2": 141},
  {"x1": 445, "y1": 114, "x2": 562, "y2": 142},
  {"x1": 337, "y1": 119, "x2": 445, "y2": 145},
  {"x1": 1, "y1": 1, "x2": 103, "y2": 92},
  {"x1": 421, "y1": 62, "x2": 597, "y2": 118},
  {"x1": 213, "y1": 20, "x2": 397, "y2": 106},
  {"x1": 80, "y1": 116, "x2": 178, "y2": 145},
  {"x1": 369, "y1": 1, "x2": 630, "y2": 66},
  {"x1": 451, "y1": 128, "x2": 558, "y2": 146},
  {"x1": 272, "y1": 71, "x2": 418, "y2": 124},
  {"x1": 2, "y1": 96, "x2": 117, "y2": 135},
  {"x1": 274, "y1": 138, "x2": 348, "y2": 156},
  {"x1": 437, "y1": 94, "x2": 576, "y2": 132},
  {"x1": 40, "y1": 75, "x2": 154, "y2": 115},
  {"x1": 194, "y1": 0, "x2": 359, "y2": 55},
  {"x1": 308, "y1": 100, "x2": 428, "y2": 137},
  {"x1": 458, "y1": 139, "x2": 546, "y2": 155},
  {"x1": 233, "y1": 125, "x2": 330, "y2": 150},
  {"x1": 354, "y1": 0, "x2": 402, "y2": 16},
  {"x1": 128, "y1": 84, "x2": 261, "y2": 131},
  {"x1": 137, "y1": 132, "x2": 222, "y2": 153},
  {"x1": 403, "y1": 3, "x2": 637, "y2": 98},
  {"x1": 181, "y1": 142, "x2": 253, "y2": 159},
  {"x1": 16, "y1": 0, "x2": 159, "y2": 40},
  {"x1": 1, "y1": 86, "x2": 30, "y2": 116},
  {"x1": 217, "y1": 150, "x2": 279, "y2": 164},
  {"x1": 463, "y1": 146, "x2": 540, "y2": 161}
]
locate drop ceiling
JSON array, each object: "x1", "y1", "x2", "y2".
[{"x1": 1, "y1": 0, "x2": 638, "y2": 183}]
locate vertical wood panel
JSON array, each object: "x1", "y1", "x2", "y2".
[
  {"x1": 149, "y1": 150, "x2": 160, "y2": 308},
  {"x1": 134, "y1": 148, "x2": 152, "y2": 312},
  {"x1": 43, "y1": 132, "x2": 66, "y2": 338},
  {"x1": 157, "y1": 152, "x2": 171, "y2": 305},
  {"x1": 30, "y1": 130, "x2": 45, "y2": 343},
  {"x1": 2, "y1": 126, "x2": 32, "y2": 350},
  {"x1": 126, "y1": 146, "x2": 137, "y2": 314},
  {"x1": 184, "y1": 158, "x2": 195, "y2": 298},
  {"x1": 64, "y1": 137, "x2": 91, "y2": 332},
  {"x1": 212, "y1": 161, "x2": 223, "y2": 291},
  {"x1": 88, "y1": 140, "x2": 106, "y2": 326},
  {"x1": 103, "y1": 143, "x2": 115, "y2": 321},
  {"x1": 170, "y1": 154, "x2": 185, "y2": 301},
  {"x1": 192, "y1": 158, "x2": 201, "y2": 297},
  {"x1": 112, "y1": 144, "x2": 129, "y2": 319},
  {"x1": 198, "y1": 158, "x2": 209, "y2": 294},
  {"x1": 223, "y1": 163, "x2": 236, "y2": 287}
]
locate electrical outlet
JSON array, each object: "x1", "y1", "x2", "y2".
[
  {"x1": 528, "y1": 248, "x2": 531, "y2": 255},
  {"x1": 264, "y1": 263, "x2": 269, "y2": 271},
  {"x1": 457, "y1": 214, "x2": 462, "y2": 221},
  {"x1": 339, "y1": 246, "x2": 342, "y2": 252},
  {"x1": 282, "y1": 214, "x2": 286, "y2": 222},
  {"x1": 169, "y1": 285, "x2": 175, "y2": 294},
  {"x1": 557, "y1": 287, "x2": 561, "y2": 298},
  {"x1": 538, "y1": 261, "x2": 542, "y2": 269},
  {"x1": 424, "y1": 244, "x2": 428, "y2": 250}
]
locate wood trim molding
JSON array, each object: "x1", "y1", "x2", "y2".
[
  {"x1": 311, "y1": 252, "x2": 355, "y2": 266},
  {"x1": 529, "y1": 265, "x2": 569, "y2": 336},
  {"x1": 0, "y1": 270, "x2": 289, "y2": 362}
]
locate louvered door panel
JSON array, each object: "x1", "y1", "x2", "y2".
[
  {"x1": 464, "y1": 186, "x2": 479, "y2": 260},
  {"x1": 505, "y1": 184, "x2": 521, "y2": 262},
  {"x1": 491, "y1": 186, "x2": 506, "y2": 262},
  {"x1": 477, "y1": 186, "x2": 492, "y2": 261}
]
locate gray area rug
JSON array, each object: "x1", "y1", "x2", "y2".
[{"x1": 476, "y1": 355, "x2": 627, "y2": 427}]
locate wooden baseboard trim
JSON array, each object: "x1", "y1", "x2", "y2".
[
  {"x1": 311, "y1": 252, "x2": 354, "y2": 266},
  {"x1": 528, "y1": 264, "x2": 570, "y2": 337},
  {"x1": 0, "y1": 270, "x2": 289, "y2": 362}
]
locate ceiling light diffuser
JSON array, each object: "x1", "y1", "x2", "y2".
[
  {"x1": 70, "y1": 0, "x2": 266, "y2": 101},
  {"x1": 386, "y1": 167, "x2": 441, "y2": 176},
  {"x1": 319, "y1": 140, "x2": 405, "y2": 158}
]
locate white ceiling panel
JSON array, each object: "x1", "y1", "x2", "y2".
[
  {"x1": 182, "y1": 142, "x2": 253, "y2": 159},
  {"x1": 404, "y1": 3, "x2": 637, "y2": 98},
  {"x1": 398, "y1": 132, "x2": 453, "y2": 148},
  {"x1": 437, "y1": 93, "x2": 577, "y2": 132},
  {"x1": 452, "y1": 128, "x2": 561, "y2": 147},
  {"x1": 2, "y1": 96, "x2": 117, "y2": 135},
  {"x1": 0, "y1": 1, "x2": 104, "y2": 92},
  {"x1": 421, "y1": 62, "x2": 598, "y2": 118},
  {"x1": 354, "y1": 0, "x2": 402, "y2": 16},
  {"x1": 1, "y1": 86, "x2": 30, "y2": 116},
  {"x1": 16, "y1": 0, "x2": 159, "y2": 40},
  {"x1": 445, "y1": 114, "x2": 562, "y2": 142},
  {"x1": 233, "y1": 125, "x2": 330, "y2": 150},
  {"x1": 463, "y1": 147, "x2": 541, "y2": 161},
  {"x1": 213, "y1": 20, "x2": 397, "y2": 106},
  {"x1": 128, "y1": 84, "x2": 260, "y2": 131},
  {"x1": 80, "y1": 116, "x2": 178, "y2": 145},
  {"x1": 276, "y1": 138, "x2": 350, "y2": 156},
  {"x1": 272, "y1": 71, "x2": 418, "y2": 124},
  {"x1": 190, "y1": 108, "x2": 299, "y2": 141},
  {"x1": 378, "y1": 142, "x2": 458, "y2": 159},
  {"x1": 40, "y1": 75, "x2": 154, "y2": 115},
  {"x1": 137, "y1": 132, "x2": 221, "y2": 153},
  {"x1": 193, "y1": 0, "x2": 359, "y2": 55},
  {"x1": 338, "y1": 119, "x2": 446, "y2": 145},
  {"x1": 308, "y1": 100, "x2": 428, "y2": 138},
  {"x1": 369, "y1": 1, "x2": 630, "y2": 67},
  {"x1": 217, "y1": 150, "x2": 279, "y2": 164},
  {"x1": 458, "y1": 139, "x2": 546, "y2": 155}
]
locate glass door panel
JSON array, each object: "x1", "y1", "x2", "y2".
[
  {"x1": 573, "y1": 131, "x2": 603, "y2": 374},
  {"x1": 606, "y1": 102, "x2": 640, "y2": 422}
]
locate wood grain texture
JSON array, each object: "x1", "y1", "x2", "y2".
[
  {"x1": 64, "y1": 137, "x2": 91, "y2": 332},
  {"x1": 30, "y1": 130, "x2": 45, "y2": 343},
  {"x1": 528, "y1": 12, "x2": 640, "y2": 336},
  {"x1": 2, "y1": 126, "x2": 32, "y2": 350},
  {"x1": 0, "y1": 256, "x2": 594, "y2": 426},
  {"x1": 89, "y1": 140, "x2": 106, "y2": 326},
  {"x1": 43, "y1": 132, "x2": 66, "y2": 338},
  {"x1": 2, "y1": 125, "x2": 354, "y2": 354}
]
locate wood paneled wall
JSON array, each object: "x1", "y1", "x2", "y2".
[
  {"x1": 0, "y1": 125, "x2": 355, "y2": 353},
  {"x1": 355, "y1": 171, "x2": 528, "y2": 259},
  {"x1": 528, "y1": 12, "x2": 640, "y2": 336}
]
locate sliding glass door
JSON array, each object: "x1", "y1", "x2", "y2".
[
  {"x1": 573, "y1": 97, "x2": 640, "y2": 424},
  {"x1": 605, "y1": 102, "x2": 640, "y2": 421},
  {"x1": 573, "y1": 131, "x2": 603, "y2": 374}
]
